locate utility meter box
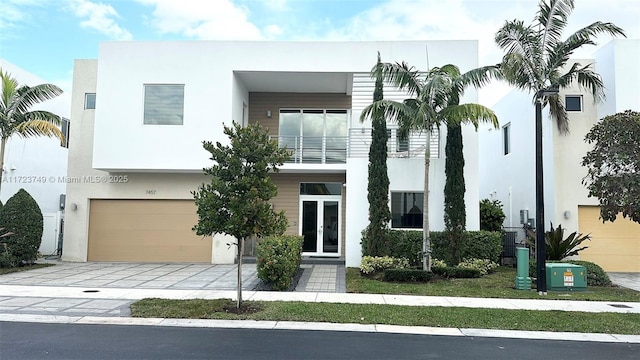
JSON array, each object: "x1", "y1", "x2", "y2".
[{"x1": 546, "y1": 263, "x2": 587, "y2": 291}]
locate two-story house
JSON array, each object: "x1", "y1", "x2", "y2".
[
  {"x1": 62, "y1": 40, "x2": 484, "y2": 267},
  {"x1": 479, "y1": 39, "x2": 640, "y2": 272}
]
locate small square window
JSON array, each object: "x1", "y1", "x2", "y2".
[
  {"x1": 391, "y1": 192, "x2": 423, "y2": 229},
  {"x1": 84, "y1": 93, "x2": 96, "y2": 109},
  {"x1": 143, "y1": 84, "x2": 185, "y2": 125},
  {"x1": 565, "y1": 95, "x2": 582, "y2": 112},
  {"x1": 503, "y1": 123, "x2": 510, "y2": 155}
]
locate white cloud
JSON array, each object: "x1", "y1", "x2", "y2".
[
  {"x1": 69, "y1": 0, "x2": 133, "y2": 40},
  {"x1": 137, "y1": 0, "x2": 262, "y2": 40},
  {"x1": 264, "y1": 24, "x2": 283, "y2": 38},
  {"x1": 0, "y1": 0, "x2": 43, "y2": 36},
  {"x1": 262, "y1": 0, "x2": 287, "y2": 11}
]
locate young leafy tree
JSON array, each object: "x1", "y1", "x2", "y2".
[
  {"x1": 193, "y1": 122, "x2": 290, "y2": 308},
  {"x1": 364, "y1": 53, "x2": 391, "y2": 257},
  {"x1": 0, "y1": 69, "x2": 64, "y2": 193},
  {"x1": 479, "y1": 199, "x2": 506, "y2": 232},
  {"x1": 0, "y1": 188, "x2": 43, "y2": 266},
  {"x1": 361, "y1": 62, "x2": 500, "y2": 271},
  {"x1": 582, "y1": 110, "x2": 640, "y2": 223},
  {"x1": 444, "y1": 123, "x2": 466, "y2": 264}
]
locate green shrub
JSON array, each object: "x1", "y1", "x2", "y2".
[
  {"x1": 456, "y1": 258, "x2": 499, "y2": 276},
  {"x1": 432, "y1": 266, "x2": 481, "y2": 279},
  {"x1": 0, "y1": 189, "x2": 43, "y2": 266},
  {"x1": 256, "y1": 235, "x2": 303, "y2": 291},
  {"x1": 431, "y1": 258, "x2": 447, "y2": 269},
  {"x1": 480, "y1": 199, "x2": 506, "y2": 231},
  {"x1": 360, "y1": 256, "x2": 409, "y2": 275},
  {"x1": 432, "y1": 230, "x2": 503, "y2": 265},
  {"x1": 384, "y1": 268, "x2": 433, "y2": 282}
]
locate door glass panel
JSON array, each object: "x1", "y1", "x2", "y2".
[
  {"x1": 302, "y1": 201, "x2": 318, "y2": 252},
  {"x1": 302, "y1": 110, "x2": 324, "y2": 163},
  {"x1": 322, "y1": 201, "x2": 339, "y2": 253}
]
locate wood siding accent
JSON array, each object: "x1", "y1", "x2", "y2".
[
  {"x1": 248, "y1": 92, "x2": 352, "y2": 136},
  {"x1": 270, "y1": 173, "x2": 347, "y2": 254},
  {"x1": 88, "y1": 200, "x2": 212, "y2": 263}
]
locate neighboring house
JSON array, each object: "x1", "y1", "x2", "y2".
[
  {"x1": 479, "y1": 39, "x2": 640, "y2": 272},
  {"x1": 63, "y1": 40, "x2": 483, "y2": 267},
  {"x1": 0, "y1": 59, "x2": 70, "y2": 256}
]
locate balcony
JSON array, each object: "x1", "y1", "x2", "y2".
[{"x1": 272, "y1": 128, "x2": 438, "y2": 165}]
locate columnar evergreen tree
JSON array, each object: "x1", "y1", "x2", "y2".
[
  {"x1": 444, "y1": 123, "x2": 466, "y2": 264},
  {"x1": 364, "y1": 53, "x2": 391, "y2": 257},
  {"x1": 193, "y1": 122, "x2": 290, "y2": 308}
]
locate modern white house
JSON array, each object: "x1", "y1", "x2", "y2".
[
  {"x1": 62, "y1": 40, "x2": 484, "y2": 267},
  {"x1": 0, "y1": 59, "x2": 70, "y2": 256},
  {"x1": 479, "y1": 39, "x2": 640, "y2": 272}
]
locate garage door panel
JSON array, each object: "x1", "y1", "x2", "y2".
[
  {"x1": 88, "y1": 200, "x2": 212, "y2": 263},
  {"x1": 578, "y1": 206, "x2": 640, "y2": 272}
]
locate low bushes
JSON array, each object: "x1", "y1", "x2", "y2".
[
  {"x1": 256, "y1": 235, "x2": 303, "y2": 291},
  {"x1": 432, "y1": 266, "x2": 481, "y2": 279},
  {"x1": 456, "y1": 258, "x2": 499, "y2": 276},
  {"x1": 360, "y1": 256, "x2": 409, "y2": 275},
  {"x1": 432, "y1": 231, "x2": 503, "y2": 265},
  {"x1": 528, "y1": 259, "x2": 612, "y2": 287},
  {"x1": 383, "y1": 268, "x2": 432, "y2": 282}
]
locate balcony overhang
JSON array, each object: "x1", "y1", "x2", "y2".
[
  {"x1": 235, "y1": 71, "x2": 353, "y2": 95},
  {"x1": 278, "y1": 163, "x2": 347, "y2": 174}
]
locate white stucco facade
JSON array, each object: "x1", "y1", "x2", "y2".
[
  {"x1": 0, "y1": 59, "x2": 70, "y2": 255},
  {"x1": 65, "y1": 41, "x2": 483, "y2": 267}
]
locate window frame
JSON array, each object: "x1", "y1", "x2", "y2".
[
  {"x1": 84, "y1": 93, "x2": 96, "y2": 109},
  {"x1": 143, "y1": 84, "x2": 185, "y2": 125},
  {"x1": 390, "y1": 191, "x2": 424, "y2": 229},
  {"x1": 502, "y1": 122, "x2": 511, "y2": 155},
  {"x1": 60, "y1": 117, "x2": 70, "y2": 148},
  {"x1": 565, "y1": 95, "x2": 583, "y2": 112}
]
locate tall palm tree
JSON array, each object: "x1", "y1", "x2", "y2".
[
  {"x1": 495, "y1": 0, "x2": 625, "y2": 133},
  {"x1": 361, "y1": 61, "x2": 500, "y2": 271},
  {"x1": 0, "y1": 69, "x2": 64, "y2": 193}
]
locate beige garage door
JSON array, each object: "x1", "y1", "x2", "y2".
[
  {"x1": 88, "y1": 200, "x2": 212, "y2": 263},
  {"x1": 578, "y1": 206, "x2": 640, "y2": 272}
]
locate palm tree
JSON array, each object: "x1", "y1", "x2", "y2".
[
  {"x1": 361, "y1": 61, "x2": 500, "y2": 271},
  {"x1": 0, "y1": 69, "x2": 64, "y2": 193},
  {"x1": 495, "y1": 0, "x2": 625, "y2": 133}
]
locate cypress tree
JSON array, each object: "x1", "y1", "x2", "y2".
[
  {"x1": 444, "y1": 124, "x2": 466, "y2": 264},
  {"x1": 364, "y1": 53, "x2": 391, "y2": 256}
]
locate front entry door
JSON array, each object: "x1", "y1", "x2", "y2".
[{"x1": 300, "y1": 196, "x2": 341, "y2": 256}]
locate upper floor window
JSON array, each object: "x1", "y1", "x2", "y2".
[
  {"x1": 84, "y1": 93, "x2": 96, "y2": 109},
  {"x1": 143, "y1": 84, "x2": 184, "y2": 125},
  {"x1": 60, "y1": 117, "x2": 70, "y2": 148},
  {"x1": 391, "y1": 192, "x2": 423, "y2": 229},
  {"x1": 503, "y1": 123, "x2": 511, "y2": 155},
  {"x1": 279, "y1": 109, "x2": 348, "y2": 163},
  {"x1": 565, "y1": 95, "x2": 582, "y2": 112},
  {"x1": 387, "y1": 128, "x2": 409, "y2": 152}
]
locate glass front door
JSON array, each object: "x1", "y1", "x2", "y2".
[{"x1": 300, "y1": 196, "x2": 341, "y2": 256}]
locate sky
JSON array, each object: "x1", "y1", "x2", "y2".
[{"x1": 1, "y1": 0, "x2": 638, "y2": 106}]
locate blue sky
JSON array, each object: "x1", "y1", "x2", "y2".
[{"x1": 1, "y1": 0, "x2": 638, "y2": 102}]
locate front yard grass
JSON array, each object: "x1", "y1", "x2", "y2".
[
  {"x1": 0, "y1": 263, "x2": 53, "y2": 275},
  {"x1": 130, "y1": 298, "x2": 640, "y2": 335},
  {"x1": 346, "y1": 266, "x2": 640, "y2": 302}
]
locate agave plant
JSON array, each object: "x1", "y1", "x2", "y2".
[{"x1": 526, "y1": 223, "x2": 590, "y2": 260}]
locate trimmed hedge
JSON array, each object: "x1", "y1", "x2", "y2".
[
  {"x1": 256, "y1": 235, "x2": 303, "y2": 291},
  {"x1": 0, "y1": 189, "x2": 43, "y2": 267},
  {"x1": 360, "y1": 256, "x2": 409, "y2": 275},
  {"x1": 432, "y1": 266, "x2": 481, "y2": 279},
  {"x1": 528, "y1": 259, "x2": 612, "y2": 287},
  {"x1": 383, "y1": 268, "x2": 433, "y2": 282}
]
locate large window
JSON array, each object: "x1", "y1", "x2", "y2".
[
  {"x1": 565, "y1": 95, "x2": 582, "y2": 112},
  {"x1": 143, "y1": 84, "x2": 184, "y2": 125},
  {"x1": 391, "y1": 192, "x2": 423, "y2": 229},
  {"x1": 503, "y1": 123, "x2": 510, "y2": 155},
  {"x1": 84, "y1": 93, "x2": 96, "y2": 109},
  {"x1": 278, "y1": 109, "x2": 348, "y2": 163}
]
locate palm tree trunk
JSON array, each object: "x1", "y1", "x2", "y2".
[
  {"x1": 423, "y1": 132, "x2": 431, "y2": 271},
  {"x1": 0, "y1": 138, "x2": 6, "y2": 195},
  {"x1": 237, "y1": 237, "x2": 244, "y2": 309}
]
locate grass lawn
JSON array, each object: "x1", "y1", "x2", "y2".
[
  {"x1": 347, "y1": 266, "x2": 640, "y2": 302},
  {"x1": 0, "y1": 263, "x2": 53, "y2": 275},
  {"x1": 130, "y1": 298, "x2": 640, "y2": 335}
]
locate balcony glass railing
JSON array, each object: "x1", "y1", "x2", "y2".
[{"x1": 275, "y1": 135, "x2": 348, "y2": 164}]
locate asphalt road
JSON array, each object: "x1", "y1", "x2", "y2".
[{"x1": 1, "y1": 322, "x2": 637, "y2": 360}]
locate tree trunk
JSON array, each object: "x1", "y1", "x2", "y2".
[
  {"x1": 423, "y1": 132, "x2": 431, "y2": 271},
  {"x1": 0, "y1": 138, "x2": 6, "y2": 195},
  {"x1": 237, "y1": 237, "x2": 244, "y2": 308}
]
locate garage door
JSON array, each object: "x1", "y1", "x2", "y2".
[
  {"x1": 578, "y1": 206, "x2": 640, "y2": 272},
  {"x1": 88, "y1": 200, "x2": 212, "y2": 263}
]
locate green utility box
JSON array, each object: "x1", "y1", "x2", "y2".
[{"x1": 545, "y1": 263, "x2": 587, "y2": 291}]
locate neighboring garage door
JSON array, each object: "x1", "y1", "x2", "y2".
[
  {"x1": 578, "y1": 206, "x2": 640, "y2": 272},
  {"x1": 88, "y1": 200, "x2": 212, "y2": 263}
]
